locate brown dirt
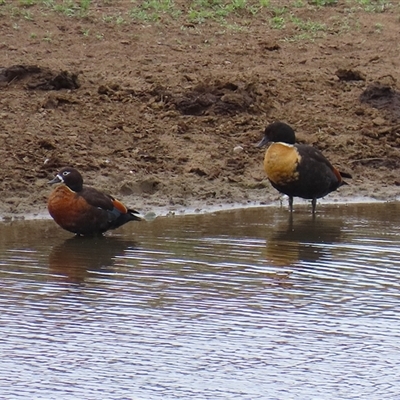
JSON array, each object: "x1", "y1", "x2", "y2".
[{"x1": 2, "y1": 1, "x2": 400, "y2": 220}]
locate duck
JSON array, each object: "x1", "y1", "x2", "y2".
[
  {"x1": 48, "y1": 167, "x2": 141, "y2": 235},
  {"x1": 257, "y1": 121, "x2": 351, "y2": 213}
]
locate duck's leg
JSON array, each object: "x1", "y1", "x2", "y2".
[
  {"x1": 288, "y1": 196, "x2": 293, "y2": 213},
  {"x1": 311, "y1": 198, "x2": 317, "y2": 214}
]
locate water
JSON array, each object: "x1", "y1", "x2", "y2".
[{"x1": 1, "y1": 202, "x2": 400, "y2": 399}]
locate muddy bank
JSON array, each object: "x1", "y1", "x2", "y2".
[{"x1": 1, "y1": 2, "x2": 400, "y2": 221}]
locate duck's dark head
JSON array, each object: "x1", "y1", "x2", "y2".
[
  {"x1": 48, "y1": 167, "x2": 83, "y2": 192},
  {"x1": 257, "y1": 121, "x2": 296, "y2": 147}
]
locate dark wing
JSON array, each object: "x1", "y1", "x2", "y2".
[
  {"x1": 80, "y1": 187, "x2": 115, "y2": 211},
  {"x1": 81, "y1": 187, "x2": 141, "y2": 224},
  {"x1": 296, "y1": 144, "x2": 335, "y2": 169},
  {"x1": 296, "y1": 144, "x2": 352, "y2": 180}
]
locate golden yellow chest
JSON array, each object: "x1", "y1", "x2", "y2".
[{"x1": 263, "y1": 142, "x2": 301, "y2": 185}]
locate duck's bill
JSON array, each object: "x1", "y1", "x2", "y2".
[
  {"x1": 256, "y1": 136, "x2": 269, "y2": 148},
  {"x1": 48, "y1": 175, "x2": 63, "y2": 185}
]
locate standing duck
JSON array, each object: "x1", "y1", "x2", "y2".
[
  {"x1": 48, "y1": 167, "x2": 141, "y2": 235},
  {"x1": 257, "y1": 121, "x2": 351, "y2": 213}
]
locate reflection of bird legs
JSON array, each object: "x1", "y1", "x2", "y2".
[
  {"x1": 48, "y1": 236, "x2": 138, "y2": 284},
  {"x1": 289, "y1": 196, "x2": 317, "y2": 215},
  {"x1": 288, "y1": 211, "x2": 293, "y2": 231},
  {"x1": 289, "y1": 196, "x2": 293, "y2": 213},
  {"x1": 278, "y1": 194, "x2": 288, "y2": 210},
  {"x1": 266, "y1": 213, "x2": 343, "y2": 267},
  {"x1": 312, "y1": 198, "x2": 317, "y2": 214},
  {"x1": 312, "y1": 200, "x2": 317, "y2": 221}
]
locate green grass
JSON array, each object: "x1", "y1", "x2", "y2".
[
  {"x1": 51, "y1": 0, "x2": 91, "y2": 17},
  {"x1": 309, "y1": 0, "x2": 337, "y2": 5},
  {"x1": 130, "y1": 0, "x2": 182, "y2": 22},
  {"x1": 129, "y1": 0, "x2": 272, "y2": 24},
  {"x1": 0, "y1": 0, "x2": 396, "y2": 42},
  {"x1": 19, "y1": 0, "x2": 37, "y2": 6},
  {"x1": 22, "y1": 9, "x2": 33, "y2": 19},
  {"x1": 290, "y1": 15, "x2": 327, "y2": 32},
  {"x1": 374, "y1": 21, "x2": 383, "y2": 31},
  {"x1": 270, "y1": 16, "x2": 285, "y2": 29},
  {"x1": 13, "y1": 0, "x2": 93, "y2": 17},
  {"x1": 354, "y1": 0, "x2": 392, "y2": 13}
]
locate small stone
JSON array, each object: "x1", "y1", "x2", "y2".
[
  {"x1": 354, "y1": 107, "x2": 365, "y2": 116},
  {"x1": 144, "y1": 211, "x2": 157, "y2": 221},
  {"x1": 372, "y1": 117, "x2": 386, "y2": 126},
  {"x1": 233, "y1": 145, "x2": 244, "y2": 153}
]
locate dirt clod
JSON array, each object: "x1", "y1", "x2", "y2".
[
  {"x1": 336, "y1": 69, "x2": 366, "y2": 81},
  {"x1": 360, "y1": 83, "x2": 400, "y2": 119},
  {"x1": 0, "y1": 65, "x2": 79, "y2": 90}
]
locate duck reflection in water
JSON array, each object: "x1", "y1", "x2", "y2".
[
  {"x1": 265, "y1": 213, "x2": 344, "y2": 267},
  {"x1": 48, "y1": 236, "x2": 138, "y2": 284}
]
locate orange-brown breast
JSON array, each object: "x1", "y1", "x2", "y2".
[
  {"x1": 264, "y1": 143, "x2": 301, "y2": 185},
  {"x1": 48, "y1": 185, "x2": 93, "y2": 231}
]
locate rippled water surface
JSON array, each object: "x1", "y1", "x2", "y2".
[{"x1": 1, "y1": 203, "x2": 400, "y2": 399}]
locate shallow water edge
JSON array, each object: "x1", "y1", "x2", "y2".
[{"x1": 0, "y1": 192, "x2": 395, "y2": 223}]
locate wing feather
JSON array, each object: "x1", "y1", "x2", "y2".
[{"x1": 80, "y1": 187, "x2": 115, "y2": 211}]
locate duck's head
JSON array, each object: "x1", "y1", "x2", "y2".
[
  {"x1": 257, "y1": 121, "x2": 296, "y2": 147},
  {"x1": 48, "y1": 167, "x2": 83, "y2": 192}
]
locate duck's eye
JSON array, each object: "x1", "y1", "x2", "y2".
[{"x1": 62, "y1": 171, "x2": 70, "y2": 176}]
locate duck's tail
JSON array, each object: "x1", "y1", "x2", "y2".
[
  {"x1": 128, "y1": 208, "x2": 142, "y2": 222},
  {"x1": 340, "y1": 171, "x2": 352, "y2": 179}
]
